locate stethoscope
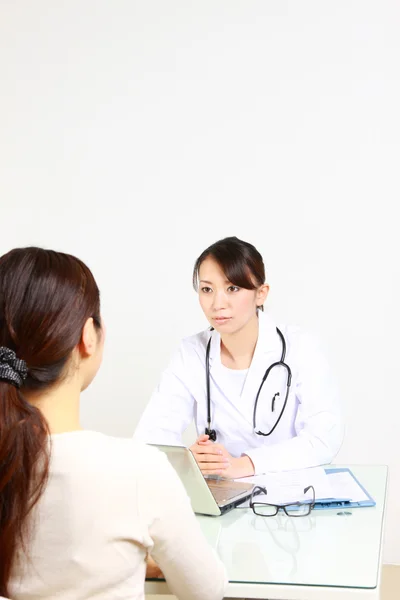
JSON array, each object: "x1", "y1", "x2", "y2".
[{"x1": 205, "y1": 327, "x2": 292, "y2": 441}]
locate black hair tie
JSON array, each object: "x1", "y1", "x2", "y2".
[{"x1": 0, "y1": 347, "x2": 28, "y2": 389}]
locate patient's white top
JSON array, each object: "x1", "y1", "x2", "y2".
[{"x1": 9, "y1": 430, "x2": 227, "y2": 600}]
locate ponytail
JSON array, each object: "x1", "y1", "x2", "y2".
[{"x1": 0, "y1": 361, "x2": 50, "y2": 597}]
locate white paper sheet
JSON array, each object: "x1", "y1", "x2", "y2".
[
  {"x1": 235, "y1": 466, "x2": 333, "y2": 506},
  {"x1": 327, "y1": 471, "x2": 370, "y2": 503}
]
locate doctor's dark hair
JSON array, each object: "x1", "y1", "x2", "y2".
[
  {"x1": 0, "y1": 247, "x2": 101, "y2": 597},
  {"x1": 193, "y1": 236, "x2": 266, "y2": 302}
]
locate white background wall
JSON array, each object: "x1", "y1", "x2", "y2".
[{"x1": 1, "y1": 0, "x2": 399, "y2": 564}]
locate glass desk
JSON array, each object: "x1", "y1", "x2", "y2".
[{"x1": 146, "y1": 465, "x2": 388, "y2": 599}]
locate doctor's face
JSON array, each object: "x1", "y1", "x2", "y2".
[{"x1": 198, "y1": 257, "x2": 267, "y2": 335}]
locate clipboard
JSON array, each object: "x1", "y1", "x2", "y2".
[
  {"x1": 311, "y1": 467, "x2": 376, "y2": 510},
  {"x1": 235, "y1": 467, "x2": 376, "y2": 511}
]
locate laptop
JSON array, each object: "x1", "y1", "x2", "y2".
[{"x1": 152, "y1": 444, "x2": 255, "y2": 516}]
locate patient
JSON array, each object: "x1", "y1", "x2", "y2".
[{"x1": 0, "y1": 247, "x2": 227, "y2": 600}]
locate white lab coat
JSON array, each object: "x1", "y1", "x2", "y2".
[{"x1": 134, "y1": 311, "x2": 344, "y2": 474}]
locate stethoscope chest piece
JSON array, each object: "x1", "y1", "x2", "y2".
[{"x1": 204, "y1": 427, "x2": 217, "y2": 442}]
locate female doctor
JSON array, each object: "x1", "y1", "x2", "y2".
[{"x1": 135, "y1": 236, "x2": 343, "y2": 477}]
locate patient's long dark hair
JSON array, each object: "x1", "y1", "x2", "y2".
[{"x1": 0, "y1": 247, "x2": 101, "y2": 597}]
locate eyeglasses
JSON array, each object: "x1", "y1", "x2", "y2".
[{"x1": 250, "y1": 485, "x2": 315, "y2": 517}]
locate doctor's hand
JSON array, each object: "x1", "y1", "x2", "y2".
[{"x1": 190, "y1": 434, "x2": 255, "y2": 479}]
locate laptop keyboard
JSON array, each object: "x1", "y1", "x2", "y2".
[
  {"x1": 207, "y1": 480, "x2": 253, "y2": 505},
  {"x1": 208, "y1": 486, "x2": 244, "y2": 504}
]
